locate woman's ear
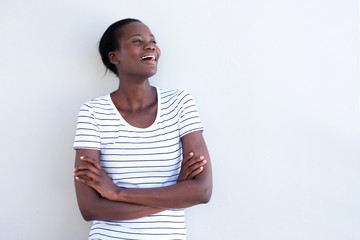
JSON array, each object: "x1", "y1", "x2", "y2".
[{"x1": 108, "y1": 51, "x2": 119, "y2": 65}]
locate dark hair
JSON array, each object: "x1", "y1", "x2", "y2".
[{"x1": 99, "y1": 18, "x2": 141, "y2": 75}]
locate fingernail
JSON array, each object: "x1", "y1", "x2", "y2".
[
  {"x1": 80, "y1": 156, "x2": 84, "y2": 159},
  {"x1": 75, "y1": 177, "x2": 79, "y2": 180},
  {"x1": 200, "y1": 156, "x2": 204, "y2": 160},
  {"x1": 202, "y1": 160, "x2": 207, "y2": 164},
  {"x1": 189, "y1": 152, "x2": 194, "y2": 156},
  {"x1": 199, "y1": 167, "x2": 204, "y2": 171}
]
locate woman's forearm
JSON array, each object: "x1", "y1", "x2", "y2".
[
  {"x1": 114, "y1": 178, "x2": 211, "y2": 209},
  {"x1": 75, "y1": 181, "x2": 163, "y2": 221},
  {"x1": 80, "y1": 197, "x2": 163, "y2": 221}
]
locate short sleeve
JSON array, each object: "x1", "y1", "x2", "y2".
[
  {"x1": 178, "y1": 91, "x2": 204, "y2": 138},
  {"x1": 73, "y1": 103, "x2": 101, "y2": 150}
]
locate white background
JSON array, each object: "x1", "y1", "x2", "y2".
[{"x1": 0, "y1": 0, "x2": 359, "y2": 239}]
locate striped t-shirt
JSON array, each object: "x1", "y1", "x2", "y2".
[{"x1": 73, "y1": 87, "x2": 203, "y2": 240}]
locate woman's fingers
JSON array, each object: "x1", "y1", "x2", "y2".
[
  {"x1": 183, "y1": 155, "x2": 206, "y2": 172},
  {"x1": 73, "y1": 156, "x2": 103, "y2": 183},
  {"x1": 74, "y1": 169, "x2": 99, "y2": 184},
  {"x1": 181, "y1": 152, "x2": 194, "y2": 168},
  {"x1": 178, "y1": 152, "x2": 207, "y2": 182},
  {"x1": 74, "y1": 164, "x2": 100, "y2": 175},
  {"x1": 184, "y1": 157, "x2": 207, "y2": 179},
  {"x1": 74, "y1": 175, "x2": 95, "y2": 187},
  {"x1": 79, "y1": 156, "x2": 101, "y2": 169},
  {"x1": 187, "y1": 166, "x2": 204, "y2": 179},
  {"x1": 178, "y1": 152, "x2": 195, "y2": 182},
  {"x1": 73, "y1": 155, "x2": 102, "y2": 177}
]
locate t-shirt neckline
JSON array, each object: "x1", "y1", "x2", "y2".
[{"x1": 107, "y1": 86, "x2": 161, "y2": 131}]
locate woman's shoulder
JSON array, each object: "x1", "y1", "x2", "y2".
[
  {"x1": 78, "y1": 94, "x2": 111, "y2": 111},
  {"x1": 157, "y1": 87, "x2": 192, "y2": 100}
]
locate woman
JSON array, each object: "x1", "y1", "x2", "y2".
[{"x1": 73, "y1": 18, "x2": 212, "y2": 240}]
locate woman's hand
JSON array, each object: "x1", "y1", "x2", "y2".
[
  {"x1": 177, "y1": 152, "x2": 207, "y2": 182},
  {"x1": 73, "y1": 156, "x2": 120, "y2": 201}
]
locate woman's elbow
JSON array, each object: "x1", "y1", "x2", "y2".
[
  {"x1": 200, "y1": 186, "x2": 212, "y2": 204},
  {"x1": 79, "y1": 205, "x2": 97, "y2": 221},
  {"x1": 194, "y1": 183, "x2": 212, "y2": 204},
  {"x1": 78, "y1": 198, "x2": 103, "y2": 221},
  {"x1": 82, "y1": 214, "x2": 93, "y2": 222}
]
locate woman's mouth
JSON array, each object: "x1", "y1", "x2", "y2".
[{"x1": 140, "y1": 55, "x2": 156, "y2": 61}]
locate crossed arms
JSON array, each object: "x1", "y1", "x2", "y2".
[{"x1": 73, "y1": 131, "x2": 212, "y2": 221}]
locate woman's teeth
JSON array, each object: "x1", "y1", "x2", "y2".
[{"x1": 141, "y1": 55, "x2": 156, "y2": 61}]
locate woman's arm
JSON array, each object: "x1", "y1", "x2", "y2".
[
  {"x1": 75, "y1": 131, "x2": 213, "y2": 209},
  {"x1": 74, "y1": 149, "x2": 164, "y2": 221}
]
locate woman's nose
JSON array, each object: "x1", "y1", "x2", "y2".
[{"x1": 144, "y1": 42, "x2": 156, "y2": 50}]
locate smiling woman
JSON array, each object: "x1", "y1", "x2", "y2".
[{"x1": 72, "y1": 18, "x2": 213, "y2": 240}]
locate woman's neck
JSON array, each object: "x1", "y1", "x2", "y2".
[{"x1": 111, "y1": 78, "x2": 156, "y2": 112}]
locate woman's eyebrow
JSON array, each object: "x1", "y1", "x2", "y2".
[{"x1": 129, "y1": 33, "x2": 155, "y2": 38}]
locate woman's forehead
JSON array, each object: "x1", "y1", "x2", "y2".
[{"x1": 121, "y1": 22, "x2": 153, "y2": 38}]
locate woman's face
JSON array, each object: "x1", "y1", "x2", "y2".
[{"x1": 111, "y1": 22, "x2": 161, "y2": 79}]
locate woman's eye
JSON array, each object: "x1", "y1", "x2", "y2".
[
  {"x1": 151, "y1": 40, "x2": 157, "y2": 44},
  {"x1": 133, "y1": 39, "x2": 142, "y2": 43}
]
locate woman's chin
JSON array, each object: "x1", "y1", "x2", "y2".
[{"x1": 142, "y1": 69, "x2": 157, "y2": 79}]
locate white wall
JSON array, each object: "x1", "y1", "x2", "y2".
[{"x1": 1, "y1": 0, "x2": 359, "y2": 239}]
